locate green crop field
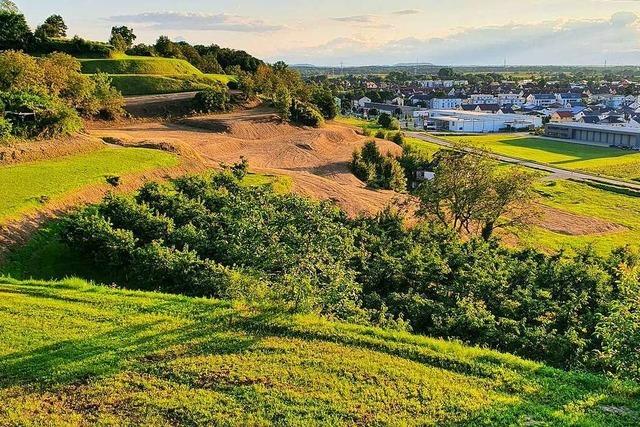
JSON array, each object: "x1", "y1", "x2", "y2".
[
  {"x1": 0, "y1": 148, "x2": 178, "y2": 223},
  {"x1": 109, "y1": 74, "x2": 233, "y2": 96},
  {"x1": 443, "y1": 134, "x2": 640, "y2": 181},
  {"x1": 80, "y1": 55, "x2": 203, "y2": 75},
  {"x1": 0, "y1": 276, "x2": 637, "y2": 426}
]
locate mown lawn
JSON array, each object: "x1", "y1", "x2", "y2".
[
  {"x1": 443, "y1": 134, "x2": 640, "y2": 181},
  {"x1": 0, "y1": 147, "x2": 178, "y2": 222},
  {"x1": 0, "y1": 277, "x2": 638, "y2": 426},
  {"x1": 109, "y1": 74, "x2": 234, "y2": 96},
  {"x1": 80, "y1": 55, "x2": 202, "y2": 75}
]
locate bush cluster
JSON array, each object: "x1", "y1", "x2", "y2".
[
  {"x1": 351, "y1": 140, "x2": 407, "y2": 192},
  {"x1": 193, "y1": 85, "x2": 231, "y2": 113},
  {"x1": 59, "y1": 168, "x2": 640, "y2": 380},
  {"x1": 0, "y1": 51, "x2": 124, "y2": 139}
]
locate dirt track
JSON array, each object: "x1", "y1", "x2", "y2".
[{"x1": 89, "y1": 108, "x2": 404, "y2": 216}]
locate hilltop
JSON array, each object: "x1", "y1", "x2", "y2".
[{"x1": 1, "y1": 277, "x2": 638, "y2": 426}]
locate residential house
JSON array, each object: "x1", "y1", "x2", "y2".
[
  {"x1": 550, "y1": 110, "x2": 574, "y2": 122},
  {"x1": 526, "y1": 94, "x2": 557, "y2": 107},
  {"x1": 497, "y1": 93, "x2": 524, "y2": 106},
  {"x1": 556, "y1": 93, "x2": 583, "y2": 108},
  {"x1": 430, "y1": 97, "x2": 463, "y2": 110},
  {"x1": 469, "y1": 94, "x2": 498, "y2": 105}
]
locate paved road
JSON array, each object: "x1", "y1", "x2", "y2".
[
  {"x1": 124, "y1": 92, "x2": 200, "y2": 107},
  {"x1": 407, "y1": 131, "x2": 640, "y2": 192}
]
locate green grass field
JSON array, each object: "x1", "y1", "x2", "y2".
[
  {"x1": 80, "y1": 55, "x2": 202, "y2": 75},
  {"x1": 512, "y1": 179, "x2": 640, "y2": 254},
  {"x1": 1, "y1": 277, "x2": 637, "y2": 425},
  {"x1": 109, "y1": 74, "x2": 234, "y2": 96},
  {"x1": 0, "y1": 148, "x2": 178, "y2": 223},
  {"x1": 443, "y1": 134, "x2": 640, "y2": 182}
]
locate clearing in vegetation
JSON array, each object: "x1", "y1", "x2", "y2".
[
  {"x1": 443, "y1": 133, "x2": 640, "y2": 182},
  {"x1": 0, "y1": 147, "x2": 177, "y2": 223},
  {"x1": 0, "y1": 277, "x2": 638, "y2": 426}
]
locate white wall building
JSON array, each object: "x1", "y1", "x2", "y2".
[
  {"x1": 430, "y1": 97, "x2": 463, "y2": 110},
  {"x1": 497, "y1": 93, "x2": 525, "y2": 106},
  {"x1": 469, "y1": 94, "x2": 498, "y2": 105},
  {"x1": 414, "y1": 110, "x2": 542, "y2": 133}
]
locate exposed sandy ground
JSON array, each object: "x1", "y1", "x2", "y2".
[
  {"x1": 534, "y1": 205, "x2": 627, "y2": 236},
  {"x1": 89, "y1": 107, "x2": 405, "y2": 217}
]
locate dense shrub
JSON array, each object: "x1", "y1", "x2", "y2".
[
  {"x1": 0, "y1": 116, "x2": 12, "y2": 139},
  {"x1": 377, "y1": 112, "x2": 400, "y2": 130},
  {"x1": 0, "y1": 51, "x2": 124, "y2": 136},
  {"x1": 59, "y1": 167, "x2": 640, "y2": 381},
  {"x1": 291, "y1": 100, "x2": 325, "y2": 127},
  {"x1": 193, "y1": 85, "x2": 230, "y2": 113},
  {"x1": 351, "y1": 140, "x2": 407, "y2": 192},
  {"x1": 0, "y1": 91, "x2": 83, "y2": 138},
  {"x1": 29, "y1": 36, "x2": 113, "y2": 58}
]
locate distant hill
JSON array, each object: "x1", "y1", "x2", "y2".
[{"x1": 1, "y1": 277, "x2": 638, "y2": 425}]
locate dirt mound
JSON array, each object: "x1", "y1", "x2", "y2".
[
  {"x1": 88, "y1": 109, "x2": 403, "y2": 217},
  {"x1": 536, "y1": 206, "x2": 627, "y2": 236},
  {"x1": 0, "y1": 134, "x2": 103, "y2": 166}
]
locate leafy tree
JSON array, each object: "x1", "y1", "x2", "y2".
[
  {"x1": 0, "y1": 0, "x2": 18, "y2": 13},
  {"x1": 273, "y1": 85, "x2": 292, "y2": 120},
  {"x1": 438, "y1": 67, "x2": 455, "y2": 79},
  {"x1": 417, "y1": 150, "x2": 536, "y2": 239},
  {"x1": 154, "y1": 35, "x2": 182, "y2": 58},
  {"x1": 0, "y1": 11, "x2": 31, "y2": 50},
  {"x1": 41, "y1": 15, "x2": 67, "y2": 38},
  {"x1": 378, "y1": 113, "x2": 392, "y2": 128},
  {"x1": 193, "y1": 85, "x2": 230, "y2": 113},
  {"x1": 109, "y1": 26, "x2": 136, "y2": 50},
  {"x1": 311, "y1": 85, "x2": 338, "y2": 120}
]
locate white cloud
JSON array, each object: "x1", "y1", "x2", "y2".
[
  {"x1": 273, "y1": 12, "x2": 640, "y2": 66},
  {"x1": 392, "y1": 9, "x2": 421, "y2": 15},
  {"x1": 107, "y1": 11, "x2": 284, "y2": 33}
]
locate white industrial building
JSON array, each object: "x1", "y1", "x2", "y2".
[{"x1": 414, "y1": 110, "x2": 542, "y2": 133}]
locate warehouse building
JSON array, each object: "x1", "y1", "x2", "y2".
[
  {"x1": 545, "y1": 122, "x2": 640, "y2": 149},
  {"x1": 414, "y1": 110, "x2": 542, "y2": 133}
]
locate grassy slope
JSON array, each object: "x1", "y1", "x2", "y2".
[
  {"x1": 1, "y1": 277, "x2": 638, "y2": 426},
  {"x1": 80, "y1": 56, "x2": 203, "y2": 75},
  {"x1": 109, "y1": 74, "x2": 231, "y2": 96},
  {"x1": 0, "y1": 173, "x2": 295, "y2": 280},
  {"x1": 0, "y1": 147, "x2": 178, "y2": 223},
  {"x1": 443, "y1": 134, "x2": 640, "y2": 182}
]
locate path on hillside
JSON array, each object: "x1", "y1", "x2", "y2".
[{"x1": 408, "y1": 132, "x2": 640, "y2": 191}]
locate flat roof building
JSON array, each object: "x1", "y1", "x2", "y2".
[
  {"x1": 414, "y1": 110, "x2": 542, "y2": 133},
  {"x1": 545, "y1": 122, "x2": 640, "y2": 150}
]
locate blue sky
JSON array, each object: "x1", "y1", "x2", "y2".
[{"x1": 15, "y1": 0, "x2": 640, "y2": 66}]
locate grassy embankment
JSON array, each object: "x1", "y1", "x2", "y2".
[
  {"x1": 80, "y1": 55, "x2": 237, "y2": 96},
  {"x1": 443, "y1": 133, "x2": 640, "y2": 182},
  {"x1": 0, "y1": 276, "x2": 638, "y2": 425},
  {"x1": 0, "y1": 148, "x2": 178, "y2": 224},
  {"x1": 0, "y1": 172, "x2": 293, "y2": 280}
]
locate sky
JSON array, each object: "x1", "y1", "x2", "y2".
[{"x1": 15, "y1": 0, "x2": 640, "y2": 66}]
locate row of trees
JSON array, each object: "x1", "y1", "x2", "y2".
[{"x1": 59, "y1": 165, "x2": 640, "y2": 381}]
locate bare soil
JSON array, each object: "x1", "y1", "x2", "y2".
[
  {"x1": 89, "y1": 107, "x2": 405, "y2": 217},
  {"x1": 534, "y1": 205, "x2": 627, "y2": 236}
]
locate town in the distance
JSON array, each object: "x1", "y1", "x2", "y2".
[{"x1": 2, "y1": 1, "x2": 640, "y2": 425}]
